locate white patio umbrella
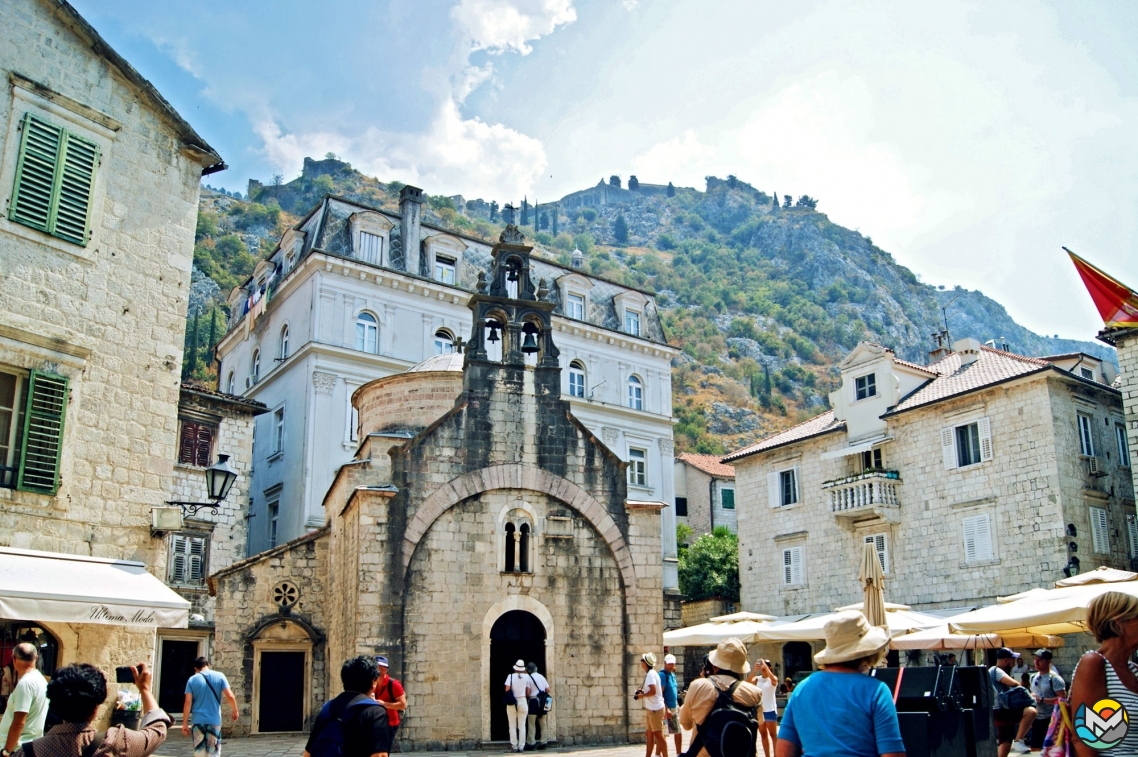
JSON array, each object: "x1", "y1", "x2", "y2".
[
  {"x1": 890, "y1": 624, "x2": 1064, "y2": 651},
  {"x1": 663, "y1": 612, "x2": 777, "y2": 646},
  {"x1": 754, "y1": 605, "x2": 942, "y2": 641}
]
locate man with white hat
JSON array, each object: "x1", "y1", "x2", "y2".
[
  {"x1": 635, "y1": 653, "x2": 667, "y2": 757},
  {"x1": 660, "y1": 654, "x2": 681, "y2": 756},
  {"x1": 504, "y1": 660, "x2": 536, "y2": 753},
  {"x1": 678, "y1": 639, "x2": 762, "y2": 757}
]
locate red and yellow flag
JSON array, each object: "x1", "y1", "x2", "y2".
[{"x1": 1066, "y1": 248, "x2": 1138, "y2": 328}]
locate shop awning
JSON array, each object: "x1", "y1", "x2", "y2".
[{"x1": 0, "y1": 548, "x2": 190, "y2": 628}]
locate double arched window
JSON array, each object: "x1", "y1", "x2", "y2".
[
  {"x1": 356, "y1": 312, "x2": 378, "y2": 354},
  {"x1": 627, "y1": 374, "x2": 643, "y2": 410},
  {"x1": 279, "y1": 324, "x2": 290, "y2": 361},
  {"x1": 569, "y1": 361, "x2": 586, "y2": 398},
  {"x1": 503, "y1": 511, "x2": 534, "y2": 573},
  {"x1": 434, "y1": 329, "x2": 455, "y2": 355}
]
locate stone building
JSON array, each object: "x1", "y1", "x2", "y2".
[
  {"x1": 674, "y1": 453, "x2": 737, "y2": 536},
  {"x1": 0, "y1": 0, "x2": 222, "y2": 703},
  {"x1": 213, "y1": 191, "x2": 680, "y2": 590},
  {"x1": 154, "y1": 384, "x2": 264, "y2": 714},
  {"x1": 1101, "y1": 328, "x2": 1138, "y2": 500},
  {"x1": 209, "y1": 229, "x2": 664, "y2": 748},
  {"x1": 725, "y1": 339, "x2": 1132, "y2": 672}
]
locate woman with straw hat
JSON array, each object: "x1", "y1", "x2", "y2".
[{"x1": 776, "y1": 611, "x2": 905, "y2": 757}]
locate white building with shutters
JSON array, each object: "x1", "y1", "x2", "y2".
[{"x1": 726, "y1": 339, "x2": 1133, "y2": 620}]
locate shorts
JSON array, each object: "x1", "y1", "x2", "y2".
[
  {"x1": 192, "y1": 724, "x2": 222, "y2": 757},
  {"x1": 763, "y1": 711, "x2": 778, "y2": 722},
  {"x1": 664, "y1": 713, "x2": 680, "y2": 734},
  {"x1": 994, "y1": 708, "x2": 1025, "y2": 744},
  {"x1": 645, "y1": 708, "x2": 665, "y2": 733}
]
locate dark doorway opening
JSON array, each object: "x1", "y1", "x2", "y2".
[
  {"x1": 258, "y1": 651, "x2": 306, "y2": 732},
  {"x1": 158, "y1": 640, "x2": 200, "y2": 714},
  {"x1": 782, "y1": 641, "x2": 813, "y2": 682},
  {"x1": 489, "y1": 610, "x2": 546, "y2": 742}
]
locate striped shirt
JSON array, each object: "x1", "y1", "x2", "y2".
[{"x1": 1076, "y1": 653, "x2": 1138, "y2": 757}]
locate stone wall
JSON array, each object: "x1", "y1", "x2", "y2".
[
  {"x1": 1112, "y1": 332, "x2": 1138, "y2": 506},
  {"x1": 354, "y1": 370, "x2": 462, "y2": 435}
]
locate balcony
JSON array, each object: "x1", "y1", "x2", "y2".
[{"x1": 822, "y1": 470, "x2": 901, "y2": 519}]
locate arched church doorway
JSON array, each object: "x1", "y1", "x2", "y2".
[
  {"x1": 782, "y1": 641, "x2": 813, "y2": 682},
  {"x1": 490, "y1": 610, "x2": 546, "y2": 741}
]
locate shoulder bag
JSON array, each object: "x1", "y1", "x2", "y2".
[{"x1": 503, "y1": 674, "x2": 517, "y2": 706}]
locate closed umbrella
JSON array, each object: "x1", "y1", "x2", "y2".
[{"x1": 860, "y1": 540, "x2": 888, "y2": 628}]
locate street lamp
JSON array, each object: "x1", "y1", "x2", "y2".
[{"x1": 168, "y1": 454, "x2": 239, "y2": 517}]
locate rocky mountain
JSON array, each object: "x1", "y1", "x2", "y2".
[{"x1": 188, "y1": 159, "x2": 1112, "y2": 455}]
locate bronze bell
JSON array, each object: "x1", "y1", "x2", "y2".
[
  {"x1": 507, "y1": 265, "x2": 519, "y2": 283},
  {"x1": 486, "y1": 320, "x2": 501, "y2": 343},
  {"x1": 521, "y1": 329, "x2": 539, "y2": 354}
]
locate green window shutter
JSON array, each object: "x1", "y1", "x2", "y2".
[
  {"x1": 16, "y1": 370, "x2": 68, "y2": 495},
  {"x1": 9, "y1": 113, "x2": 63, "y2": 233},
  {"x1": 721, "y1": 488, "x2": 735, "y2": 509},
  {"x1": 54, "y1": 132, "x2": 99, "y2": 245}
]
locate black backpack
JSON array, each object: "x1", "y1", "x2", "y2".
[{"x1": 683, "y1": 680, "x2": 758, "y2": 757}]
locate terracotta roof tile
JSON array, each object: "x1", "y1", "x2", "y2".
[
  {"x1": 676, "y1": 453, "x2": 735, "y2": 478},
  {"x1": 723, "y1": 411, "x2": 846, "y2": 462},
  {"x1": 885, "y1": 347, "x2": 1050, "y2": 415}
]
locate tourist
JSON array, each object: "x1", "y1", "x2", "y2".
[
  {"x1": 372, "y1": 656, "x2": 405, "y2": 755},
  {"x1": 1, "y1": 644, "x2": 47, "y2": 754},
  {"x1": 635, "y1": 653, "x2": 667, "y2": 757},
  {"x1": 1068, "y1": 591, "x2": 1138, "y2": 757},
  {"x1": 778, "y1": 677, "x2": 795, "y2": 696},
  {"x1": 748, "y1": 658, "x2": 778, "y2": 757},
  {"x1": 990, "y1": 648, "x2": 1036, "y2": 757},
  {"x1": 776, "y1": 612, "x2": 905, "y2": 757},
  {"x1": 524, "y1": 662, "x2": 549, "y2": 751},
  {"x1": 679, "y1": 638, "x2": 761, "y2": 757},
  {"x1": 14, "y1": 663, "x2": 169, "y2": 757},
  {"x1": 1029, "y1": 649, "x2": 1065, "y2": 750},
  {"x1": 946, "y1": 654, "x2": 958, "y2": 666},
  {"x1": 504, "y1": 660, "x2": 535, "y2": 753},
  {"x1": 181, "y1": 657, "x2": 238, "y2": 757},
  {"x1": 660, "y1": 654, "x2": 681, "y2": 756},
  {"x1": 304, "y1": 656, "x2": 390, "y2": 757}
]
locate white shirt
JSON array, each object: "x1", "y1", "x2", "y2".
[
  {"x1": 0, "y1": 669, "x2": 47, "y2": 745},
  {"x1": 757, "y1": 676, "x2": 777, "y2": 713},
  {"x1": 505, "y1": 673, "x2": 535, "y2": 701},
  {"x1": 528, "y1": 671, "x2": 549, "y2": 693},
  {"x1": 642, "y1": 668, "x2": 665, "y2": 711}
]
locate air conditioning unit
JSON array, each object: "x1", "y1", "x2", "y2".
[
  {"x1": 151, "y1": 506, "x2": 183, "y2": 535},
  {"x1": 1088, "y1": 456, "x2": 1107, "y2": 477}
]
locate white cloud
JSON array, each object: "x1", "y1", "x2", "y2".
[
  {"x1": 630, "y1": 130, "x2": 716, "y2": 186},
  {"x1": 622, "y1": 0, "x2": 639, "y2": 10},
  {"x1": 451, "y1": 0, "x2": 576, "y2": 55}
]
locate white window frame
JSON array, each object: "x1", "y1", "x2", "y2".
[
  {"x1": 855, "y1": 373, "x2": 877, "y2": 401},
  {"x1": 356, "y1": 312, "x2": 379, "y2": 354},
  {"x1": 1090, "y1": 506, "x2": 1110, "y2": 554},
  {"x1": 434, "y1": 329, "x2": 455, "y2": 355},
  {"x1": 434, "y1": 255, "x2": 456, "y2": 285},
  {"x1": 781, "y1": 546, "x2": 805, "y2": 587},
  {"x1": 941, "y1": 417, "x2": 992, "y2": 470},
  {"x1": 346, "y1": 391, "x2": 359, "y2": 444},
  {"x1": 624, "y1": 310, "x2": 641, "y2": 337},
  {"x1": 628, "y1": 447, "x2": 647, "y2": 487},
  {"x1": 864, "y1": 533, "x2": 889, "y2": 574},
  {"x1": 273, "y1": 406, "x2": 285, "y2": 455},
  {"x1": 268, "y1": 498, "x2": 280, "y2": 548},
  {"x1": 168, "y1": 533, "x2": 208, "y2": 585},
  {"x1": 961, "y1": 513, "x2": 994, "y2": 563},
  {"x1": 226, "y1": 371, "x2": 235, "y2": 395},
  {"x1": 1119, "y1": 424, "x2": 1132, "y2": 468},
  {"x1": 567, "y1": 293, "x2": 585, "y2": 321},
  {"x1": 627, "y1": 374, "x2": 643, "y2": 410},
  {"x1": 1079, "y1": 367, "x2": 1094, "y2": 381},
  {"x1": 0, "y1": 371, "x2": 25, "y2": 480},
  {"x1": 568, "y1": 361, "x2": 586, "y2": 398},
  {"x1": 1078, "y1": 413, "x2": 1096, "y2": 457},
  {"x1": 359, "y1": 231, "x2": 382, "y2": 265},
  {"x1": 251, "y1": 348, "x2": 261, "y2": 383},
  {"x1": 1127, "y1": 513, "x2": 1138, "y2": 559},
  {"x1": 278, "y1": 324, "x2": 289, "y2": 361}
]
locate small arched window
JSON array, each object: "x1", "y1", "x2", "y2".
[
  {"x1": 569, "y1": 361, "x2": 586, "y2": 398},
  {"x1": 434, "y1": 329, "x2": 455, "y2": 355},
  {"x1": 504, "y1": 522, "x2": 516, "y2": 572},
  {"x1": 279, "y1": 324, "x2": 290, "y2": 361},
  {"x1": 251, "y1": 349, "x2": 261, "y2": 383},
  {"x1": 356, "y1": 312, "x2": 378, "y2": 354},
  {"x1": 503, "y1": 511, "x2": 534, "y2": 574},
  {"x1": 226, "y1": 371, "x2": 235, "y2": 395},
  {"x1": 518, "y1": 524, "x2": 530, "y2": 573},
  {"x1": 627, "y1": 374, "x2": 643, "y2": 410}
]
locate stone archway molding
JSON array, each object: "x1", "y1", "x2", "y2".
[
  {"x1": 480, "y1": 596, "x2": 556, "y2": 744},
  {"x1": 401, "y1": 463, "x2": 637, "y2": 602},
  {"x1": 246, "y1": 613, "x2": 324, "y2": 644}
]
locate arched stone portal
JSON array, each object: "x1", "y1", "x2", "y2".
[{"x1": 481, "y1": 596, "x2": 555, "y2": 744}]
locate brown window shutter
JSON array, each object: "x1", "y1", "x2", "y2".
[
  {"x1": 195, "y1": 424, "x2": 214, "y2": 467},
  {"x1": 179, "y1": 422, "x2": 199, "y2": 465}
]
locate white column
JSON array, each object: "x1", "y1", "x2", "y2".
[{"x1": 658, "y1": 437, "x2": 678, "y2": 590}]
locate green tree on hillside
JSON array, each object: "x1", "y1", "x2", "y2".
[
  {"x1": 613, "y1": 215, "x2": 629, "y2": 245},
  {"x1": 609, "y1": 175, "x2": 621, "y2": 188},
  {"x1": 667, "y1": 182, "x2": 675, "y2": 197},
  {"x1": 628, "y1": 175, "x2": 639, "y2": 191},
  {"x1": 679, "y1": 527, "x2": 739, "y2": 601}
]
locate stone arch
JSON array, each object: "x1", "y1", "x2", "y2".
[
  {"x1": 480, "y1": 596, "x2": 556, "y2": 744},
  {"x1": 246, "y1": 614, "x2": 324, "y2": 644},
  {"x1": 402, "y1": 463, "x2": 637, "y2": 608}
]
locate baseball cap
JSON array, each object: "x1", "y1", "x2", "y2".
[
  {"x1": 375, "y1": 655, "x2": 389, "y2": 667},
  {"x1": 1033, "y1": 649, "x2": 1053, "y2": 660},
  {"x1": 664, "y1": 654, "x2": 676, "y2": 665},
  {"x1": 995, "y1": 648, "x2": 1020, "y2": 659}
]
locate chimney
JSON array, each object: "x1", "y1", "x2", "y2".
[
  {"x1": 953, "y1": 337, "x2": 983, "y2": 366},
  {"x1": 399, "y1": 185, "x2": 425, "y2": 275},
  {"x1": 928, "y1": 330, "x2": 952, "y2": 363}
]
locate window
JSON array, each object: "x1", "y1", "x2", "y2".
[
  {"x1": 503, "y1": 513, "x2": 533, "y2": 573},
  {"x1": 1090, "y1": 506, "x2": 1110, "y2": 554},
  {"x1": 1119, "y1": 425, "x2": 1132, "y2": 468},
  {"x1": 941, "y1": 418, "x2": 992, "y2": 470},
  {"x1": 1080, "y1": 367, "x2": 1094, "y2": 381},
  {"x1": 273, "y1": 407, "x2": 285, "y2": 454},
  {"x1": 359, "y1": 231, "x2": 382, "y2": 264},
  {"x1": 433, "y1": 329, "x2": 455, "y2": 355},
  {"x1": 855, "y1": 373, "x2": 877, "y2": 401},
  {"x1": 177, "y1": 420, "x2": 215, "y2": 468},
  {"x1": 251, "y1": 349, "x2": 261, "y2": 384},
  {"x1": 567, "y1": 293, "x2": 585, "y2": 321},
  {"x1": 1078, "y1": 413, "x2": 1095, "y2": 457},
  {"x1": 769, "y1": 468, "x2": 798, "y2": 507},
  {"x1": 627, "y1": 375, "x2": 643, "y2": 410},
  {"x1": 865, "y1": 533, "x2": 888, "y2": 573},
  {"x1": 721, "y1": 488, "x2": 735, "y2": 510},
  {"x1": 782, "y1": 546, "x2": 804, "y2": 586},
  {"x1": 268, "y1": 500, "x2": 279, "y2": 548},
  {"x1": 226, "y1": 371, "x2": 235, "y2": 395},
  {"x1": 434, "y1": 256, "x2": 456, "y2": 285},
  {"x1": 356, "y1": 312, "x2": 378, "y2": 354},
  {"x1": 568, "y1": 361, "x2": 586, "y2": 398},
  {"x1": 675, "y1": 497, "x2": 688, "y2": 517},
  {"x1": 278, "y1": 324, "x2": 289, "y2": 361},
  {"x1": 9, "y1": 113, "x2": 100, "y2": 246},
  {"x1": 0, "y1": 372, "x2": 24, "y2": 489},
  {"x1": 349, "y1": 399, "x2": 359, "y2": 444},
  {"x1": 961, "y1": 513, "x2": 994, "y2": 563},
  {"x1": 1128, "y1": 514, "x2": 1138, "y2": 559},
  {"x1": 860, "y1": 448, "x2": 883, "y2": 471},
  {"x1": 628, "y1": 448, "x2": 647, "y2": 487},
  {"x1": 168, "y1": 534, "x2": 207, "y2": 585},
  {"x1": 0, "y1": 370, "x2": 68, "y2": 495},
  {"x1": 624, "y1": 310, "x2": 641, "y2": 337}
]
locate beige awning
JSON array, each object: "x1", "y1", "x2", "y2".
[
  {"x1": 819, "y1": 436, "x2": 893, "y2": 460},
  {"x1": 890, "y1": 624, "x2": 1064, "y2": 651},
  {"x1": 0, "y1": 547, "x2": 190, "y2": 628}
]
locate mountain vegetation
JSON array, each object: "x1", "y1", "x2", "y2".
[{"x1": 187, "y1": 158, "x2": 1112, "y2": 455}]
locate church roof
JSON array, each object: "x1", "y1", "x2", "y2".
[{"x1": 407, "y1": 352, "x2": 464, "y2": 373}]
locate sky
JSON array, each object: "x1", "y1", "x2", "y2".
[{"x1": 71, "y1": 0, "x2": 1138, "y2": 342}]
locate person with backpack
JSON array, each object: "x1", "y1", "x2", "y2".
[
  {"x1": 181, "y1": 657, "x2": 237, "y2": 757},
  {"x1": 776, "y1": 612, "x2": 905, "y2": 757},
  {"x1": 678, "y1": 638, "x2": 761, "y2": 757},
  {"x1": 303, "y1": 657, "x2": 391, "y2": 757},
  {"x1": 371, "y1": 657, "x2": 404, "y2": 754},
  {"x1": 504, "y1": 660, "x2": 536, "y2": 753},
  {"x1": 524, "y1": 662, "x2": 550, "y2": 751}
]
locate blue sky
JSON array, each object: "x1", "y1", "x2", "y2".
[{"x1": 71, "y1": 0, "x2": 1138, "y2": 342}]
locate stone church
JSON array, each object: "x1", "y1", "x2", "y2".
[{"x1": 209, "y1": 228, "x2": 664, "y2": 748}]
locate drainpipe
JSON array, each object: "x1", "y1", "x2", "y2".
[{"x1": 709, "y1": 476, "x2": 715, "y2": 532}]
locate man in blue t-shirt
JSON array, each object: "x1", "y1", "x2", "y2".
[
  {"x1": 661, "y1": 654, "x2": 681, "y2": 756},
  {"x1": 182, "y1": 657, "x2": 239, "y2": 757}
]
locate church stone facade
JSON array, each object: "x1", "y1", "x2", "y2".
[{"x1": 210, "y1": 228, "x2": 663, "y2": 748}]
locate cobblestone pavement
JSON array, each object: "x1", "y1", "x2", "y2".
[{"x1": 154, "y1": 733, "x2": 677, "y2": 757}]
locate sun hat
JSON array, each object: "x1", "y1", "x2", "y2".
[
  {"x1": 641, "y1": 652, "x2": 657, "y2": 668},
  {"x1": 995, "y1": 648, "x2": 1020, "y2": 659},
  {"x1": 708, "y1": 638, "x2": 751, "y2": 676},
  {"x1": 1033, "y1": 649, "x2": 1053, "y2": 660},
  {"x1": 663, "y1": 654, "x2": 676, "y2": 665},
  {"x1": 375, "y1": 655, "x2": 389, "y2": 667},
  {"x1": 813, "y1": 611, "x2": 890, "y2": 665},
  {"x1": 513, "y1": 659, "x2": 526, "y2": 672}
]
